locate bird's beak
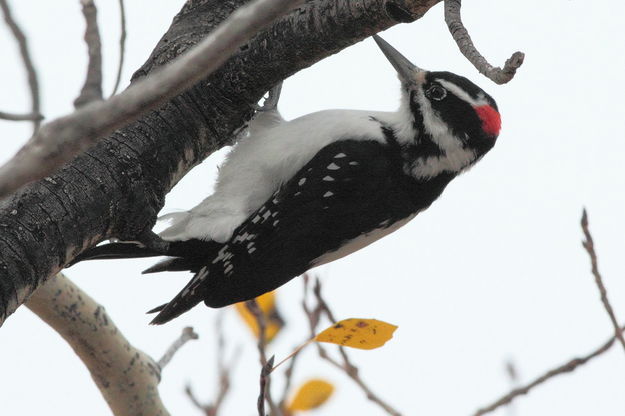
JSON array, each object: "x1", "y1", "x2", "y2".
[{"x1": 373, "y1": 35, "x2": 424, "y2": 84}]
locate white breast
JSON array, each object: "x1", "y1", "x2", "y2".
[{"x1": 161, "y1": 108, "x2": 412, "y2": 242}]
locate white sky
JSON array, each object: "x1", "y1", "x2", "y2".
[{"x1": 1, "y1": 1, "x2": 624, "y2": 415}]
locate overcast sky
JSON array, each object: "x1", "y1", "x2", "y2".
[{"x1": 1, "y1": 1, "x2": 624, "y2": 415}]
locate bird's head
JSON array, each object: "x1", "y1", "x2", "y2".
[{"x1": 373, "y1": 35, "x2": 501, "y2": 179}]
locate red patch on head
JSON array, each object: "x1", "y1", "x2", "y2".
[{"x1": 474, "y1": 105, "x2": 501, "y2": 137}]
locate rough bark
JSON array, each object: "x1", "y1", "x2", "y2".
[{"x1": 0, "y1": 0, "x2": 441, "y2": 326}]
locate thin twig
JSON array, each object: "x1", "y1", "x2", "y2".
[
  {"x1": 157, "y1": 326, "x2": 199, "y2": 369},
  {"x1": 278, "y1": 342, "x2": 304, "y2": 409},
  {"x1": 185, "y1": 385, "x2": 208, "y2": 413},
  {"x1": 258, "y1": 356, "x2": 276, "y2": 416},
  {"x1": 0, "y1": 0, "x2": 304, "y2": 198},
  {"x1": 247, "y1": 300, "x2": 281, "y2": 416},
  {"x1": 304, "y1": 277, "x2": 402, "y2": 416},
  {"x1": 473, "y1": 326, "x2": 625, "y2": 416},
  {"x1": 0, "y1": 111, "x2": 43, "y2": 122},
  {"x1": 186, "y1": 313, "x2": 240, "y2": 416},
  {"x1": 110, "y1": 0, "x2": 127, "y2": 96},
  {"x1": 74, "y1": 0, "x2": 103, "y2": 108},
  {"x1": 444, "y1": 0, "x2": 524, "y2": 84},
  {"x1": 580, "y1": 209, "x2": 625, "y2": 354},
  {"x1": 0, "y1": 0, "x2": 42, "y2": 131}
]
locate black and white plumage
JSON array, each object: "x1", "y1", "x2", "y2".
[{"x1": 72, "y1": 35, "x2": 501, "y2": 324}]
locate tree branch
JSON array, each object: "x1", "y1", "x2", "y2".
[
  {"x1": 247, "y1": 299, "x2": 281, "y2": 416},
  {"x1": 0, "y1": 0, "x2": 42, "y2": 131},
  {"x1": 74, "y1": 0, "x2": 104, "y2": 108},
  {"x1": 580, "y1": 209, "x2": 625, "y2": 354},
  {"x1": 157, "y1": 326, "x2": 199, "y2": 368},
  {"x1": 0, "y1": 110, "x2": 43, "y2": 122},
  {"x1": 472, "y1": 325, "x2": 625, "y2": 416},
  {"x1": 110, "y1": 0, "x2": 127, "y2": 96},
  {"x1": 0, "y1": 0, "x2": 304, "y2": 198},
  {"x1": 25, "y1": 273, "x2": 168, "y2": 416},
  {"x1": 0, "y1": 0, "x2": 442, "y2": 326},
  {"x1": 444, "y1": 0, "x2": 524, "y2": 84},
  {"x1": 303, "y1": 277, "x2": 402, "y2": 416}
]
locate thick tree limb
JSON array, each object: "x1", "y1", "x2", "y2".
[
  {"x1": 444, "y1": 0, "x2": 524, "y2": 84},
  {"x1": 0, "y1": 0, "x2": 42, "y2": 131},
  {"x1": 0, "y1": 0, "x2": 304, "y2": 199},
  {"x1": 25, "y1": 273, "x2": 168, "y2": 416},
  {"x1": 74, "y1": 0, "x2": 104, "y2": 108},
  {"x1": 0, "y1": 0, "x2": 442, "y2": 326}
]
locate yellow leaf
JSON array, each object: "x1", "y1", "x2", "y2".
[
  {"x1": 287, "y1": 379, "x2": 335, "y2": 412},
  {"x1": 234, "y1": 291, "x2": 284, "y2": 342},
  {"x1": 314, "y1": 318, "x2": 397, "y2": 350}
]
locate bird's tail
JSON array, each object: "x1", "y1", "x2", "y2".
[
  {"x1": 68, "y1": 241, "x2": 165, "y2": 265},
  {"x1": 69, "y1": 236, "x2": 224, "y2": 324}
]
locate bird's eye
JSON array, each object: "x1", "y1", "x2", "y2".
[{"x1": 426, "y1": 85, "x2": 447, "y2": 101}]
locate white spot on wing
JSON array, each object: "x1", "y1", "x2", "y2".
[
  {"x1": 327, "y1": 163, "x2": 340, "y2": 170},
  {"x1": 252, "y1": 215, "x2": 261, "y2": 224},
  {"x1": 334, "y1": 153, "x2": 346, "y2": 158},
  {"x1": 323, "y1": 191, "x2": 334, "y2": 198},
  {"x1": 323, "y1": 176, "x2": 334, "y2": 181},
  {"x1": 298, "y1": 178, "x2": 306, "y2": 186},
  {"x1": 349, "y1": 161, "x2": 359, "y2": 166}
]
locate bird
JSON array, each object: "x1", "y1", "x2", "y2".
[{"x1": 71, "y1": 35, "x2": 502, "y2": 324}]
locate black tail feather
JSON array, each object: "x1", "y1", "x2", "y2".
[
  {"x1": 146, "y1": 303, "x2": 167, "y2": 314},
  {"x1": 68, "y1": 242, "x2": 165, "y2": 266},
  {"x1": 142, "y1": 257, "x2": 201, "y2": 274}
]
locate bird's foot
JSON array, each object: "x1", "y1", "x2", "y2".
[{"x1": 253, "y1": 81, "x2": 283, "y2": 112}]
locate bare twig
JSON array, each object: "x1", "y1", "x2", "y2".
[
  {"x1": 185, "y1": 313, "x2": 240, "y2": 416},
  {"x1": 473, "y1": 326, "x2": 625, "y2": 416},
  {"x1": 303, "y1": 277, "x2": 402, "y2": 416},
  {"x1": 258, "y1": 356, "x2": 276, "y2": 416},
  {"x1": 581, "y1": 209, "x2": 625, "y2": 354},
  {"x1": 278, "y1": 342, "x2": 304, "y2": 409},
  {"x1": 247, "y1": 300, "x2": 281, "y2": 416},
  {"x1": 26, "y1": 273, "x2": 169, "y2": 416},
  {"x1": 74, "y1": 0, "x2": 103, "y2": 108},
  {"x1": 157, "y1": 326, "x2": 199, "y2": 369},
  {"x1": 0, "y1": 0, "x2": 42, "y2": 131},
  {"x1": 110, "y1": 0, "x2": 127, "y2": 96},
  {"x1": 444, "y1": 0, "x2": 524, "y2": 84},
  {"x1": 0, "y1": 0, "x2": 304, "y2": 198},
  {"x1": 0, "y1": 111, "x2": 43, "y2": 122}
]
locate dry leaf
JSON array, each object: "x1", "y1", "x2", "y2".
[
  {"x1": 234, "y1": 291, "x2": 284, "y2": 342},
  {"x1": 315, "y1": 318, "x2": 397, "y2": 350},
  {"x1": 287, "y1": 379, "x2": 335, "y2": 412}
]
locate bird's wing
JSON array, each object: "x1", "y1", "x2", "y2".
[{"x1": 151, "y1": 139, "x2": 418, "y2": 323}]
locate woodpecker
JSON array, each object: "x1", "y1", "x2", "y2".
[{"x1": 72, "y1": 35, "x2": 502, "y2": 324}]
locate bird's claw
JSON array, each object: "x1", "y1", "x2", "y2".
[{"x1": 256, "y1": 81, "x2": 283, "y2": 112}]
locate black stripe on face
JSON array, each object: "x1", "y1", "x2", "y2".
[{"x1": 408, "y1": 90, "x2": 445, "y2": 158}]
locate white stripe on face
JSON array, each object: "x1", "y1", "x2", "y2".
[{"x1": 436, "y1": 79, "x2": 489, "y2": 107}]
